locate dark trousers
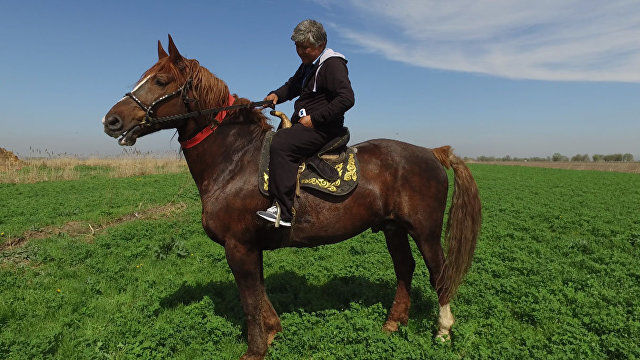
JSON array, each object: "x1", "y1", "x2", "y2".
[{"x1": 268, "y1": 124, "x2": 338, "y2": 221}]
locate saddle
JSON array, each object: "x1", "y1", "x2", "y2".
[{"x1": 258, "y1": 126, "x2": 359, "y2": 197}]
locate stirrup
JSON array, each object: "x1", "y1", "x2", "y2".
[{"x1": 274, "y1": 202, "x2": 282, "y2": 228}]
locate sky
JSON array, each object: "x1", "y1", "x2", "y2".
[{"x1": 1, "y1": 0, "x2": 639, "y2": 159}]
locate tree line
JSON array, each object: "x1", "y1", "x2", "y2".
[{"x1": 470, "y1": 153, "x2": 635, "y2": 162}]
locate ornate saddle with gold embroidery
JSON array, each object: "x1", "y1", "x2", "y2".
[{"x1": 258, "y1": 126, "x2": 359, "y2": 197}]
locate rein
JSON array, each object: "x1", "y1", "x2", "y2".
[{"x1": 125, "y1": 77, "x2": 273, "y2": 149}]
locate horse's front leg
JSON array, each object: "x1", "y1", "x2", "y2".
[
  {"x1": 225, "y1": 241, "x2": 270, "y2": 360},
  {"x1": 258, "y1": 252, "x2": 282, "y2": 345}
]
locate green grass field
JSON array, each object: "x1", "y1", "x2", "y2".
[{"x1": 1, "y1": 164, "x2": 639, "y2": 359}]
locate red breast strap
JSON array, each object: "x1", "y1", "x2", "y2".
[{"x1": 180, "y1": 94, "x2": 235, "y2": 149}]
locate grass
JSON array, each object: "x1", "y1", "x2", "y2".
[
  {"x1": 0, "y1": 172, "x2": 194, "y2": 239},
  {"x1": 469, "y1": 160, "x2": 640, "y2": 173},
  {"x1": 1, "y1": 163, "x2": 639, "y2": 359},
  {"x1": 0, "y1": 155, "x2": 187, "y2": 184}
]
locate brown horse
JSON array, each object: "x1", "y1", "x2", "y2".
[{"x1": 102, "y1": 36, "x2": 481, "y2": 360}]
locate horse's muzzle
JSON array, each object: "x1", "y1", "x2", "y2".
[
  {"x1": 104, "y1": 115, "x2": 123, "y2": 132},
  {"x1": 102, "y1": 114, "x2": 141, "y2": 146}
]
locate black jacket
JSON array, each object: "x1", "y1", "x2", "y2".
[{"x1": 271, "y1": 49, "x2": 355, "y2": 131}]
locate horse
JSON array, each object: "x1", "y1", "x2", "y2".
[{"x1": 102, "y1": 35, "x2": 481, "y2": 360}]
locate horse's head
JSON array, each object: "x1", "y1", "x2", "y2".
[{"x1": 102, "y1": 35, "x2": 230, "y2": 146}]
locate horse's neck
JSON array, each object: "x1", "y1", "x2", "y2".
[{"x1": 182, "y1": 119, "x2": 266, "y2": 197}]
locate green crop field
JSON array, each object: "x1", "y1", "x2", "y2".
[{"x1": 1, "y1": 164, "x2": 639, "y2": 359}]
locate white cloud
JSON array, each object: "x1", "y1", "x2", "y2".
[{"x1": 323, "y1": 0, "x2": 640, "y2": 82}]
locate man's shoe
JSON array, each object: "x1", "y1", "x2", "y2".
[{"x1": 257, "y1": 205, "x2": 291, "y2": 227}]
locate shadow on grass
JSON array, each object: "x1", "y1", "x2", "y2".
[{"x1": 159, "y1": 271, "x2": 436, "y2": 330}]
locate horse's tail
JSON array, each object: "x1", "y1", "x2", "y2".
[{"x1": 432, "y1": 146, "x2": 482, "y2": 304}]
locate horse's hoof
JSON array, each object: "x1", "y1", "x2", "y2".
[
  {"x1": 435, "y1": 331, "x2": 451, "y2": 343},
  {"x1": 240, "y1": 354, "x2": 265, "y2": 360},
  {"x1": 382, "y1": 320, "x2": 399, "y2": 333}
]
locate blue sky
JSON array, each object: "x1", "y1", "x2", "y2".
[{"x1": 1, "y1": 0, "x2": 639, "y2": 159}]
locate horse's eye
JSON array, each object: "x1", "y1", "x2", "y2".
[{"x1": 155, "y1": 78, "x2": 167, "y2": 87}]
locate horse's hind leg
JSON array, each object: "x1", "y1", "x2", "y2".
[
  {"x1": 382, "y1": 225, "x2": 416, "y2": 333},
  {"x1": 411, "y1": 227, "x2": 454, "y2": 340}
]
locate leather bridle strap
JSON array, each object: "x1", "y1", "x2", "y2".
[
  {"x1": 180, "y1": 93, "x2": 234, "y2": 149},
  {"x1": 124, "y1": 76, "x2": 274, "y2": 149},
  {"x1": 125, "y1": 78, "x2": 194, "y2": 125},
  {"x1": 179, "y1": 97, "x2": 275, "y2": 149},
  {"x1": 145, "y1": 99, "x2": 273, "y2": 127}
]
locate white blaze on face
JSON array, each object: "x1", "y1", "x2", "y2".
[
  {"x1": 103, "y1": 75, "x2": 153, "y2": 125},
  {"x1": 116, "y1": 75, "x2": 152, "y2": 103},
  {"x1": 132, "y1": 75, "x2": 152, "y2": 92}
]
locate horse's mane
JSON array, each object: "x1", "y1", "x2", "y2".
[{"x1": 138, "y1": 57, "x2": 272, "y2": 132}]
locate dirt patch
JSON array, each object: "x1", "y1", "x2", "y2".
[
  {"x1": 0, "y1": 202, "x2": 187, "y2": 253},
  {"x1": 0, "y1": 148, "x2": 23, "y2": 170}
]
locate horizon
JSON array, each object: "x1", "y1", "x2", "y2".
[
  {"x1": 2, "y1": 145, "x2": 635, "y2": 163},
  {"x1": 1, "y1": 1, "x2": 639, "y2": 159}
]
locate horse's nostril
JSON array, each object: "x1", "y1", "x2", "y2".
[{"x1": 106, "y1": 115, "x2": 123, "y2": 131}]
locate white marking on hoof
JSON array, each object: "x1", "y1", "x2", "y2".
[
  {"x1": 436, "y1": 303, "x2": 454, "y2": 341},
  {"x1": 382, "y1": 320, "x2": 399, "y2": 333},
  {"x1": 435, "y1": 332, "x2": 450, "y2": 342}
]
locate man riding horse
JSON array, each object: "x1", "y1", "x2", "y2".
[
  {"x1": 103, "y1": 31, "x2": 481, "y2": 360},
  {"x1": 257, "y1": 19, "x2": 355, "y2": 227}
]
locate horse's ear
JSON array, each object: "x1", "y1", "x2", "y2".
[
  {"x1": 167, "y1": 34, "x2": 186, "y2": 71},
  {"x1": 167, "y1": 34, "x2": 183, "y2": 61},
  {"x1": 158, "y1": 40, "x2": 168, "y2": 59}
]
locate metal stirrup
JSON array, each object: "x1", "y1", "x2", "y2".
[{"x1": 275, "y1": 203, "x2": 282, "y2": 228}]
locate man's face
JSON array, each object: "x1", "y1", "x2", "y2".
[{"x1": 296, "y1": 41, "x2": 325, "y2": 64}]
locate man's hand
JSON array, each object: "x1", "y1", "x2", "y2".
[
  {"x1": 299, "y1": 115, "x2": 313, "y2": 128},
  {"x1": 264, "y1": 93, "x2": 278, "y2": 108}
]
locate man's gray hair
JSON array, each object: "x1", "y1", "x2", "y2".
[{"x1": 291, "y1": 19, "x2": 327, "y2": 47}]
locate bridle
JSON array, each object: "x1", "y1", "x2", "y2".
[
  {"x1": 125, "y1": 77, "x2": 272, "y2": 128},
  {"x1": 124, "y1": 76, "x2": 273, "y2": 149},
  {"x1": 125, "y1": 77, "x2": 195, "y2": 127}
]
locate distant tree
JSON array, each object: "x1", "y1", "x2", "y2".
[
  {"x1": 477, "y1": 156, "x2": 496, "y2": 162},
  {"x1": 530, "y1": 157, "x2": 548, "y2": 162},
  {"x1": 502, "y1": 155, "x2": 512, "y2": 161},
  {"x1": 552, "y1": 153, "x2": 569, "y2": 162},
  {"x1": 571, "y1": 154, "x2": 590, "y2": 162},
  {"x1": 604, "y1": 154, "x2": 623, "y2": 162},
  {"x1": 593, "y1": 154, "x2": 604, "y2": 162},
  {"x1": 622, "y1": 153, "x2": 634, "y2": 162}
]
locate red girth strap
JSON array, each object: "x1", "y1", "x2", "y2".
[{"x1": 180, "y1": 94, "x2": 235, "y2": 149}]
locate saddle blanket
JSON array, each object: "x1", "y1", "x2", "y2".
[{"x1": 258, "y1": 131, "x2": 359, "y2": 197}]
